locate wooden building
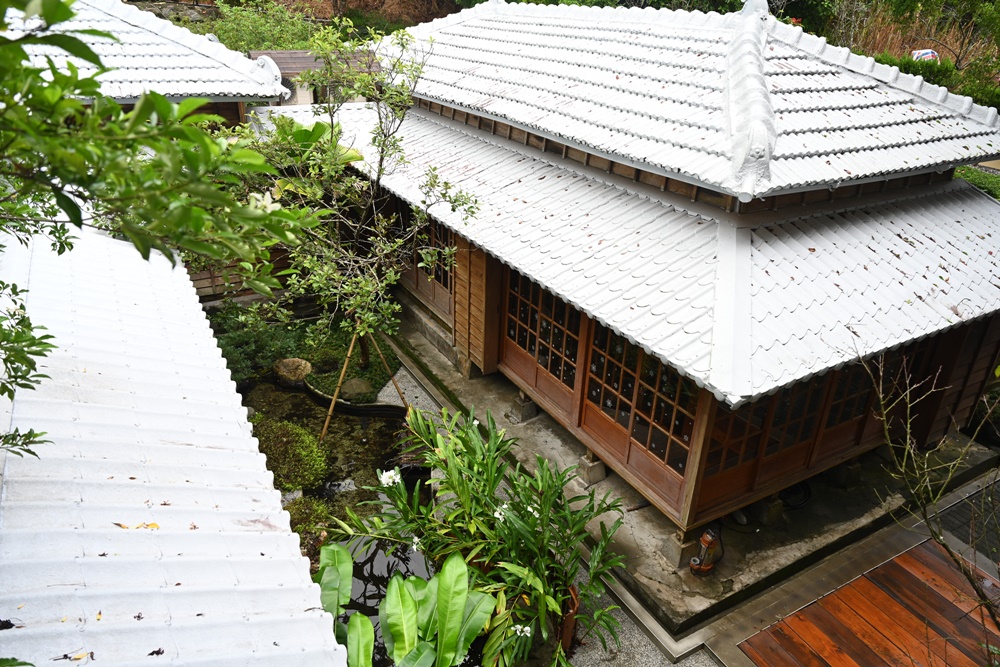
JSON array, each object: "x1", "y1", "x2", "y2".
[{"x1": 275, "y1": 0, "x2": 1000, "y2": 539}]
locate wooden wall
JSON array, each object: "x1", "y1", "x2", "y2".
[{"x1": 451, "y1": 240, "x2": 501, "y2": 375}]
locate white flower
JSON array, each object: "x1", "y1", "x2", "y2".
[
  {"x1": 493, "y1": 502, "x2": 509, "y2": 522},
  {"x1": 379, "y1": 469, "x2": 402, "y2": 487},
  {"x1": 513, "y1": 624, "x2": 531, "y2": 637},
  {"x1": 410, "y1": 536, "x2": 421, "y2": 553},
  {"x1": 249, "y1": 191, "x2": 282, "y2": 213},
  {"x1": 527, "y1": 505, "x2": 540, "y2": 519},
  {"x1": 472, "y1": 419, "x2": 480, "y2": 428}
]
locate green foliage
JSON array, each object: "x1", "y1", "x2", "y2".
[
  {"x1": 873, "y1": 51, "x2": 960, "y2": 87},
  {"x1": 957, "y1": 166, "x2": 1000, "y2": 200},
  {"x1": 0, "y1": 660, "x2": 34, "y2": 667},
  {"x1": 210, "y1": 301, "x2": 302, "y2": 385},
  {"x1": 252, "y1": 415, "x2": 327, "y2": 490},
  {"x1": 317, "y1": 546, "x2": 494, "y2": 667},
  {"x1": 341, "y1": 8, "x2": 408, "y2": 36},
  {"x1": 332, "y1": 409, "x2": 625, "y2": 667},
  {"x1": 218, "y1": 20, "x2": 476, "y2": 346},
  {"x1": 0, "y1": 0, "x2": 315, "y2": 456},
  {"x1": 286, "y1": 495, "x2": 336, "y2": 562},
  {"x1": 181, "y1": 0, "x2": 320, "y2": 53}
]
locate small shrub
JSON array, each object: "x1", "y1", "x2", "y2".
[
  {"x1": 285, "y1": 496, "x2": 335, "y2": 566},
  {"x1": 209, "y1": 301, "x2": 303, "y2": 386},
  {"x1": 253, "y1": 415, "x2": 328, "y2": 491},
  {"x1": 957, "y1": 166, "x2": 1000, "y2": 200},
  {"x1": 873, "y1": 51, "x2": 959, "y2": 88}
]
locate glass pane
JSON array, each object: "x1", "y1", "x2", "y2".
[
  {"x1": 517, "y1": 325, "x2": 528, "y2": 348},
  {"x1": 706, "y1": 448, "x2": 723, "y2": 476},
  {"x1": 518, "y1": 301, "x2": 529, "y2": 325},
  {"x1": 641, "y1": 356, "x2": 658, "y2": 385},
  {"x1": 565, "y1": 337, "x2": 578, "y2": 363},
  {"x1": 539, "y1": 318, "x2": 551, "y2": 343},
  {"x1": 510, "y1": 271, "x2": 519, "y2": 292},
  {"x1": 649, "y1": 427, "x2": 668, "y2": 459},
  {"x1": 616, "y1": 402, "x2": 631, "y2": 429},
  {"x1": 507, "y1": 298, "x2": 517, "y2": 317},
  {"x1": 568, "y1": 308, "x2": 580, "y2": 333},
  {"x1": 537, "y1": 344, "x2": 550, "y2": 369},
  {"x1": 549, "y1": 357, "x2": 562, "y2": 379},
  {"x1": 601, "y1": 388, "x2": 617, "y2": 420},
  {"x1": 593, "y1": 324, "x2": 608, "y2": 349},
  {"x1": 678, "y1": 380, "x2": 698, "y2": 412},
  {"x1": 506, "y1": 319, "x2": 516, "y2": 340},
  {"x1": 587, "y1": 378, "x2": 601, "y2": 404},
  {"x1": 672, "y1": 413, "x2": 694, "y2": 444},
  {"x1": 653, "y1": 397, "x2": 667, "y2": 427},
  {"x1": 631, "y1": 415, "x2": 650, "y2": 446},
  {"x1": 590, "y1": 352, "x2": 605, "y2": 378},
  {"x1": 658, "y1": 367, "x2": 678, "y2": 401},
  {"x1": 667, "y1": 444, "x2": 688, "y2": 474},
  {"x1": 610, "y1": 336, "x2": 625, "y2": 362},
  {"x1": 530, "y1": 281, "x2": 540, "y2": 304},
  {"x1": 624, "y1": 344, "x2": 638, "y2": 372},
  {"x1": 622, "y1": 372, "x2": 635, "y2": 403},
  {"x1": 562, "y1": 364, "x2": 575, "y2": 389},
  {"x1": 553, "y1": 301, "x2": 565, "y2": 326},
  {"x1": 520, "y1": 275, "x2": 531, "y2": 297},
  {"x1": 541, "y1": 292, "x2": 553, "y2": 318},
  {"x1": 552, "y1": 329, "x2": 564, "y2": 351},
  {"x1": 609, "y1": 365, "x2": 621, "y2": 392},
  {"x1": 529, "y1": 307, "x2": 538, "y2": 330},
  {"x1": 528, "y1": 332, "x2": 536, "y2": 356},
  {"x1": 637, "y1": 386, "x2": 654, "y2": 416}
]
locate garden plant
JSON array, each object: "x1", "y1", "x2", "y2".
[{"x1": 330, "y1": 408, "x2": 625, "y2": 667}]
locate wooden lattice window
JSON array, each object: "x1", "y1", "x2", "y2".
[
  {"x1": 419, "y1": 220, "x2": 454, "y2": 292},
  {"x1": 586, "y1": 324, "x2": 698, "y2": 474},
  {"x1": 765, "y1": 375, "x2": 828, "y2": 456},
  {"x1": 505, "y1": 273, "x2": 581, "y2": 389},
  {"x1": 825, "y1": 363, "x2": 873, "y2": 429},
  {"x1": 706, "y1": 403, "x2": 768, "y2": 477}
]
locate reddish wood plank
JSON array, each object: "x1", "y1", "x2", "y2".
[
  {"x1": 868, "y1": 559, "x2": 994, "y2": 664},
  {"x1": 899, "y1": 543, "x2": 1000, "y2": 630},
  {"x1": 783, "y1": 610, "x2": 864, "y2": 667},
  {"x1": 848, "y1": 576, "x2": 980, "y2": 667},
  {"x1": 818, "y1": 593, "x2": 928, "y2": 667},
  {"x1": 798, "y1": 602, "x2": 891, "y2": 667},
  {"x1": 740, "y1": 629, "x2": 804, "y2": 667},
  {"x1": 767, "y1": 622, "x2": 831, "y2": 667}
]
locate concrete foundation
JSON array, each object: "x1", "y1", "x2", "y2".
[{"x1": 578, "y1": 451, "x2": 607, "y2": 485}]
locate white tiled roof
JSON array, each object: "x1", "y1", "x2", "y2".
[
  {"x1": 405, "y1": 0, "x2": 1000, "y2": 200},
  {"x1": 267, "y1": 104, "x2": 1000, "y2": 406},
  {"x1": 0, "y1": 228, "x2": 345, "y2": 666},
  {"x1": 10, "y1": 0, "x2": 287, "y2": 100}
]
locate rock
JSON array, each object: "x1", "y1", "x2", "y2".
[
  {"x1": 340, "y1": 377, "x2": 373, "y2": 401},
  {"x1": 273, "y1": 358, "x2": 312, "y2": 388},
  {"x1": 325, "y1": 479, "x2": 356, "y2": 494},
  {"x1": 280, "y1": 489, "x2": 302, "y2": 507}
]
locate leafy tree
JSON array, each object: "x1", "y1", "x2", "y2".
[
  {"x1": 181, "y1": 0, "x2": 321, "y2": 53},
  {"x1": 0, "y1": 0, "x2": 314, "y2": 455},
  {"x1": 220, "y1": 20, "x2": 476, "y2": 368}
]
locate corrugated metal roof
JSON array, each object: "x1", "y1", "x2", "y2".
[
  {"x1": 404, "y1": 0, "x2": 1000, "y2": 199},
  {"x1": 10, "y1": 0, "x2": 287, "y2": 100},
  {"x1": 265, "y1": 104, "x2": 1000, "y2": 406},
  {"x1": 0, "y1": 228, "x2": 345, "y2": 666}
]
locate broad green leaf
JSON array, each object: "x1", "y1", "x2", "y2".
[
  {"x1": 384, "y1": 574, "x2": 420, "y2": 663},
  {"x1": 176, "y1": 97, "x2": 209, "y2": 119},
  {"x1": 397, "y1": 642, "x2": 436, "y2": 667},
  {"x1": 434, "y1": 552, "x2": 470, "y2": 667},
  {"x1": 53, "y1": 191, "x2": 82, "y2": 227},
  {"x1": 319, "y1": 564, "x2": 349, "y2": 616},
  {"x1": 453, "y1": 591, "x2": 495, "y2": 666},
  {"x1": 346, "y1": 613, "x2": 374, "y2": 667},
  {"x1": 317, "y1": 544, "x2": 354, "y2": 611},
  {"x1": 411, "y1": 576, "x2": 437, "y2": 640}
]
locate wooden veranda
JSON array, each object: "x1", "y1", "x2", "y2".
[{"x1": 739, "y1": 540, "x2": 1000, "y2": 666}]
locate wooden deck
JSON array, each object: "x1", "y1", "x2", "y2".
[{"x1": 740, "y1": 540, "x2": 1000, "y2": 666}]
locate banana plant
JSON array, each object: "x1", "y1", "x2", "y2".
[
  {"x1": 315, "y1": 543, "x2": 355, "y2": 644},
  {"x1": 321, "y1": 548, "x2": 495, "y2": 667}
]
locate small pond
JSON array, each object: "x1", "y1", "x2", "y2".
[{"x1": 245, "y1": 379, "x2": 441, "y2": 667}]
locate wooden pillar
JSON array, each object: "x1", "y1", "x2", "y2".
[{"x1": 678, "y1": 390, "x2": 718, "y2": 531}]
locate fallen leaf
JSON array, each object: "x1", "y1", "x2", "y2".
[
  {"x1": 112, "y1": 522, "x2": 129, "y2": 529},
  {"x1": 98, "y1": 553, "x2": 107, "y2": 557},
  {"x1": 148, "y1": 648, "x2": 165, "y2": 656},
  {"x1": 61, "y1": 617, "x2": 68, "y2": 623},
  {"x1": 71, "y1": 652, "x2": 88, "y2": 661},
  {"x1": 17, "y1": 603, "x2": 24, "y2": 609},
  {"x1": 145, "y1": 522, "x2": 160, "y2": 530},
  {"x1": 96, "y1": 611, "x2": 102, "y2": 621},
  {"x1": 134, "y1": 613, "x2": 143, "y2": 621}
]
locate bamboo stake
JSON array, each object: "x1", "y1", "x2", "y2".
[
  {"x1": 319, "y1": 330, "x2": 357, "y2": 443},
  {"x1": 370, "y1": 332, "x2": 408, "y2": 409}
]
